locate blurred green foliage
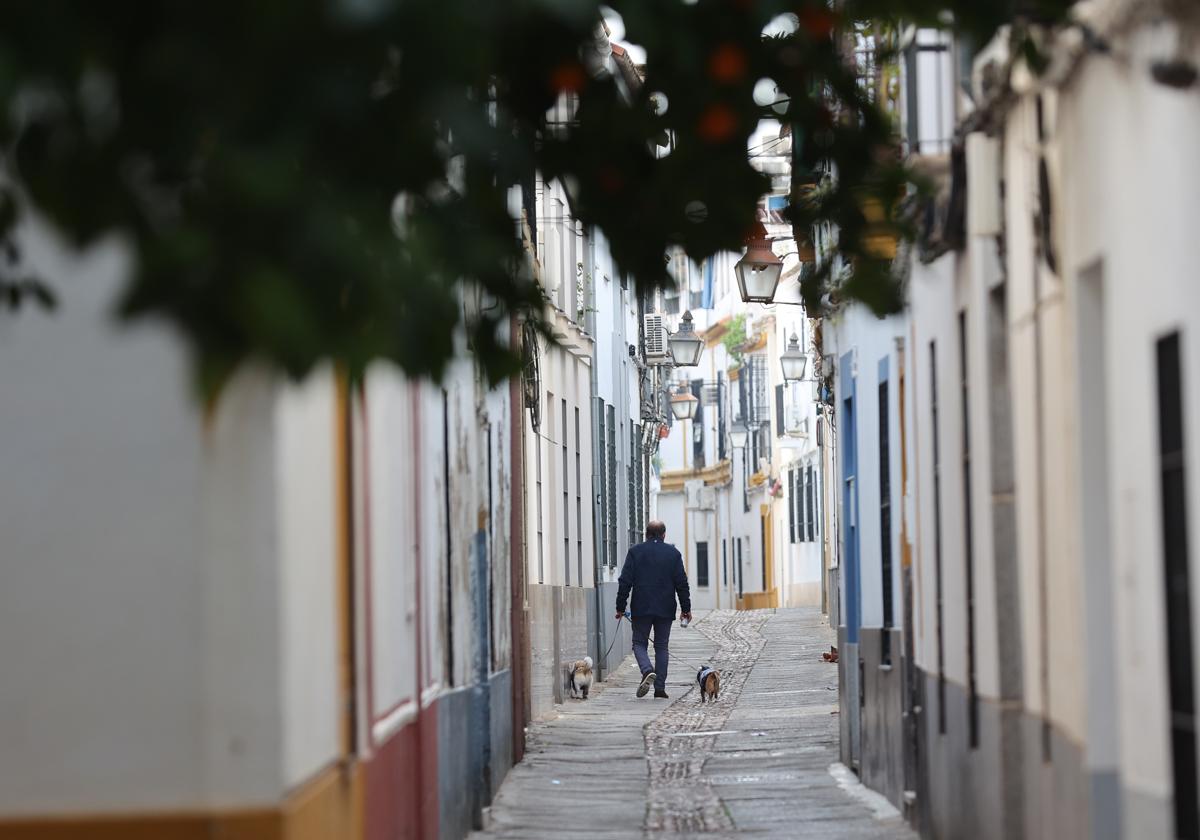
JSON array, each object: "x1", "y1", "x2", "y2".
[
  {"x1": 722, "y1": 313, "x2": 747, "y2": 367},
  {"x1": 0, "y1": 0, "x2": 1067, "y2": 394}
]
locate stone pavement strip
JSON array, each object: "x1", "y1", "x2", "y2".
[{"x1": 472, "y1": 607, "x2": 916, "y2": 839}]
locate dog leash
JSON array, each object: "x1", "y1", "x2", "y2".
[
  {"x1": 601, "y1": 614, "x2": 713, "y2": 676},
  {"x1": 600, "y1": 615, "x2": 625, "y2": 665}
]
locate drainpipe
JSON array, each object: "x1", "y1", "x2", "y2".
[
  {"x1": 509, "y1": 317, "x2": 529, "y2": 764},
  {"x1": 587, "y1": 230, "x2": 606, "y2": 679},
  {"x1": 472, "y1": 517, "x2": 492, "y2": 824}
]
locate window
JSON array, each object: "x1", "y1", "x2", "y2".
[
  {"x1": 575, "y1": 407, "x2": 583, "y2": 588},
  {"x1": 634, "y1": 427, "x2": 645, "y2": 536},
  {"x1": 930, "y1": 341, "x2": 946, "y2": 735},
  {"x1": 722, "y1": 539, "x2": 728, "y2": 586},
  {"x1": 775, "y1": 383, "x2": 785, "y2": 437},
  {"x1": 664, "y1": 281, "x2": 681, "y2": 315},
  {"x1": 488, "y1": 425, "x2": 496, "y2": 667},
  {"x1": 563, "y1": 399, "x2": 570, "y2": 585},
  {"x1": 536, "y1": 420, "x2": 545, "y2": 585},
  {"x1": 751, "y1": 355, "x2": 770, "y2": 424},
  {"x1": 760, "y1": 515, "x2": 769, "y2": 591},
  {"x1": 697, "y1": 542, "x2": 709, "y2": 588},
  {"x1": 736, "y1": 537, "x2": 744, "y2": 597},
  {"x1": 879, "y1": 372, "x2": 893, "y2": 667},
  {"x1": 717, "y1": 373, "x2": 727, "y2": 462},
  {"x1": 607, "y1": 404, "x2": 617, "y2": 567},
  {"x1": 806, "y1": 465, "x2": 816, "y2": 542},
  {"x1": 789, "y1": 469, "x2": 797, "y2": 544},
  {"x1": 633, "y1": 422, "x2": 643, "y2": 547},
  {"x1": 597, "y1": 404, "x2": 607, "y2": 569},
  {"x1": 801, "y1": 468, "x2": 810, "y2": 542},
  {"x1": 960, "y1": 314, "x2": 979, "y2": 747},
  {"x1": 1158, "y1": 331, "x2": 1197, "y2": 840},
  {"x1": 691, "y1": 381, "x2": 705, "y2": 469}
]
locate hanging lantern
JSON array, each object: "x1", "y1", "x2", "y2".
[
  {"x1": 669, "y1": 384, "x2": 699, "y2": 421},
  {"x1": 734, "y1": 221, "x2": 784, "y2": 304}
]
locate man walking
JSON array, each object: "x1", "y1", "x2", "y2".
[{"x1": 615, "y1": 521, "x2": 692, "y2": 699}]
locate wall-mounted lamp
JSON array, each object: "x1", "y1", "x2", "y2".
[
  {"x1": 780, "y1": 331, "x2": 809, "y2": 383},
  {"x1": 669, "y1": 383, "x2": 699, "y2": 421},
  {"x1": 729, "y1": 421, "x2": 749, "y2": 449},
  {"x1": 668, "y1": 310, "x2": 704, "y2": 367}
]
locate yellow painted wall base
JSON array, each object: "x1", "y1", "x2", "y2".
[
  {"x1": 737, "y1": 590, "x2": 779, "y2": 610},
  {"x1": 0, "y1": 761, "x2": 362, "y2": 840}
]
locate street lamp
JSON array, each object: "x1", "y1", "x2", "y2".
[
  {"x1": 735, "y1": 222, "x2": 784, "y2": 304},
  {"x1": 779, "y1": 331, "x2": 808, "y2": 383},
  {"x1": 668, "y1": 310, "x2": 704, "y2": 367},
  {"x1": 729, "y1": 421, "x2": 749, "y2": 449},
  {"x1": 669, "y1": 384, "x2": 699, "y2": 422}
]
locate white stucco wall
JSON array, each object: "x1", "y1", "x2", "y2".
[
  {"x1": 1052, "y1": 24, "x2": 1200, "y2": 800},
  {"x1": 276, "y1": 369, "x2": 340, "y2": 790},
  {"x1": 0, "y1": 223, "x2": 346, "y2": 813},
  {"x1": 0, "y1": 233, "x2": 209, "y2": 814},
  {"x1": 364, "y1": 366, "x2": 420, "y2": 737},
  {"x1": 824, "y1": 303, "x2": 910, "y2": 635}
]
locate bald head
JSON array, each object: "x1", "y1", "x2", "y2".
[{"x1": 646, "y1": 521, "x2": 666, "y2": 541}]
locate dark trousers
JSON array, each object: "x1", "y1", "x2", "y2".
[{"x1": 631, "y1": 616, "x2": 672, "y2": 693}]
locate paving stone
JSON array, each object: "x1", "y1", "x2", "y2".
[{"x1": 471, "y1": 607, "x2": 915, "y2": 839}]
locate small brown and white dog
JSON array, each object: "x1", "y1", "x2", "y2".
[
  {"x1": 697, "y1": 666, "x2": 721, "y2": 703},
  {"x1": 566, "y1": 656, "x2": 594, "y2": 700}
]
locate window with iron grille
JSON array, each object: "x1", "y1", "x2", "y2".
[
  {"x1": 633, "y1": 422, "x2": 643, "y2": 547},
  {"x1": 536, "y1": 399, "x2": 545, "y2": 584},
  {"x1": 736, "y1": 537, "x2": 744, "y2": 597},
  {"x1": 807, "y1": 465, "x2": 816, "y2": 542},
  {"x1": 1158, "y1": 331, "x2": 1197, "y2": 840},
  {"x1": 751, "y1": 355, "x2": 770, "y2": 425},
  {"x1": 775, "y1": 383, "x2": 785, "y2": 438},
  {"x1": 796, "y1": 463, "x2": 806, "y2": 542},
  {"x1": 788, "y1": 469, "x2": 797, "y2": 543},
  {"x1": 697, "y1": 542, "x2": 709, "y2": 588},
  {"x1": 743, "y1": 447, "x2": 751, "y2": 513},
  {"x1": 575, "y1": 406, "x2": 583, "y2": 590},
  {"x1": 880, "y1": 374, "x2": 894, "y2": 667},
  {"x1": 607, "y1": 404, "x2": 617, "y2": 568},
  {"x1": 737, "y1": 363, "x2": 748, "y2": 425},
  {"x1": 717, "y1": 374, "x2": 727, "y2": 462},
  {"x1": 691, "y1": 381, "x2": 704, "y2": 469},
  {"x1": 563, "y1": 399, "x2": 570, "y2": 585},
  {"x1": 635, "y1": 433, "x2": 645, "y2": 536},
  {"x1": 597, "y1": 403, "x2": 607, "y2": 569}
]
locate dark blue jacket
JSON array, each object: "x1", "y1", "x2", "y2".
[{"x1": 615, "y1": 539, "x2": 691, "y2": 619}]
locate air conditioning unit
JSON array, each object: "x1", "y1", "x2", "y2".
[
  {"x1": 685, "y1": 480, "x2": 716, "y2": 510},
  {"x1": 643, "y1": 313, "x2": 671, "y2": 365}
]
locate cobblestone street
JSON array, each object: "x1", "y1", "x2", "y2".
[{"x1": 472, "y1": 608, "x2": 915, "y2": 839}]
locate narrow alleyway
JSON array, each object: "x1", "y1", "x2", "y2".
[{"x1": 473, "y1": 608, "x2": 914, "y2": 839}]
